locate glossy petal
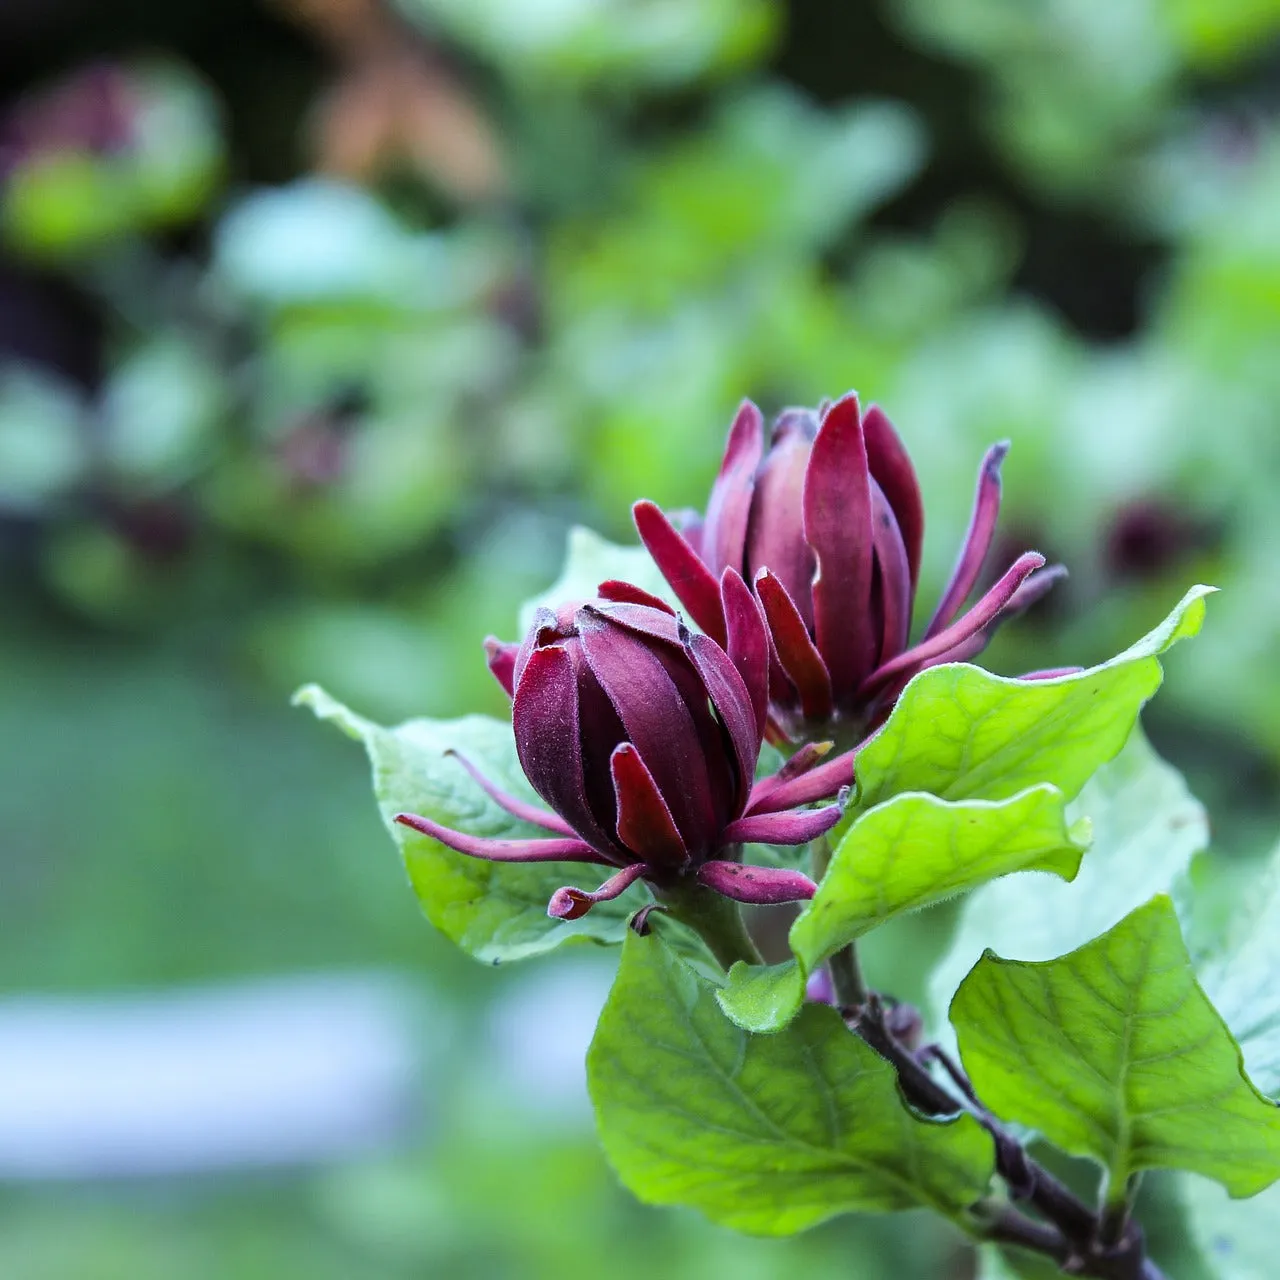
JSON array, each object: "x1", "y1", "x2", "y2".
[
  {"x1": 484, "y1": 636, "x2": 519, "y2": 698},
  {"x1": 925, "y1": 442, "x2": 1008, "y2": 640},
  {"x1": 863, "y1": 404, "x2": 925, "y2": 594},
  {"x1": 755, "y1": 569, "x2": 834, "y2": 721},
  {"x1": 804, "y1": 393, "x2": 877, "y2": 695},
  {"x1": 746, "y1": 747, "x2": 857, "y2": 815},
  {"x1": 513, "y1": 643, "x2": 621, "y2": 858},
  {"x1": 633, "y1": 500, "x2": 727, "y2": 645},
  {"x1": 611, "y1": 744, "x2": 688, "y2": 866},
  {"x1": 743, "y1": 425, "x2": 816, "y2": 629},
  {"x1": 445, "y1": 750, "x2": 575, "y2": 835},
  {"x1": 577, "y1": 609, "x2": 718, "y2": 851},
  {"x1": 722, "y1": 802, "x2": 845, "y2": 847},
  {"x1": 394, "y1": 812, "x2": 605, "y2": 863},
  {"x1": 701, "y1": 400, "x2": 764, "y2": 576},
  {"x1": 596, "y1": 580, "x2": 677, "y2": 615},
  {"x1": 548, "y1": 862, "x2": 649, "y2": 920},
  {"x1": 859, "y1": 552, "x2": 1046, "y2": 698},
  {"x1": 720, "y1": 568, "x2": 769, "y2": 745},
  {"x1": 870, "y1": 479, "x2": 912, "y2": 666},
  {"x1": 696, "y1": 861, "x2": 818, "y2": 905},
  {"x1": 682, "y1": 628, "x2": 759, "y2": 815}
]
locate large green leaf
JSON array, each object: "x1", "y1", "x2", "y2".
[
  {"x1": 1182, "y1": 1175, "x2": 1280, "y2": 1280},
  {"x1": 928, "y1": 730, "x2": 1208, "y2": 1030},
  {"x1": 718, "y1": 786, "x2": 1088, "y2": 1035},
  {"x1": 795, "y1": 785, "x2": 1088, "y2": 970},
  {"x1": 588, "y1": 926, "x2": 993, "y2": 1234},
  {"x1": 854, "y1": 585, "x2": 1213, "y2": 812},
  {"x1": 952, "y1": 896, "x2": 1280, "y2": 1199},
  {"x1": 517, "y1": 526, "x2": 675, "y2": 633},
  {"x1": 295, "y1": 684, "x2": 635, "y2": 962},
  {"x1": 1199, "y1": 838, "x2": 1280, "y2": 1098}
]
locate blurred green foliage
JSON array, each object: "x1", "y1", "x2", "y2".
[{"x1": 2, "y1": 0, "x2": 1279, "y2": 1275}]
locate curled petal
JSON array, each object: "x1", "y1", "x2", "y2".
[
  {"x1": 633, "y1": 500, "x2": 727, "y2": 645},
  {"x1": 722, "y1": 801, "x2": 845, "y2": 847},
  {"x1": 596, "y1": 579, "x2": 677, "y2": 614},
  {"x1": 756, "y1": 569, "x2": 834, "y2": 721},
  {"x1": 863, "y1": 404, "x2": 925, "y2": 594},
  {"x1": 445, "y1": 750, "x2": 575, "y2": 835},
  {"x1": 803, "y1": 393, "x2": 877, "y2": 696},
  {"x1": 1004, "y1": 563, "x2": 1067, "y2": 616},
  {"x1": 696, "y1": 861, "x2": 818, "y2": 905},
  {"x1": 611, "y1": 744, "x2": 688, "y2": 866},
  {"x1": 682, "y1": 627, "x2": 760, "y2": 814},
  {"x1": 859, "y1": 551, "x2": 1046, "y2": 698},
  {"x1": 746, "y1": 740, "x2": 831, "y2": 812},
  {"x1": 394, "y1": 812, "x2": 606, "y2": 863},
  {"x1": 548, "y1": 862, "x2": 649, "y2": 920},
  {"x1": 702, "y1": 400, "x2": 764, "y2": 577},
  {"x1": 720, "y1": 568, "x2": 770, "y2": 748},
  {"x1": 484, "y1": 636, "x2": 519, "y2": 698},
  {"x1": 746, "y1": 748, "x2": 857, "y2": 815},
  {"x1": 925, "y1": 441, "x2": 1008, "y2": 640}
]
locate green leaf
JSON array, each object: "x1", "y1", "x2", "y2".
[
  {"x1": 588, "y1": 927, "x2": 993, "y2": 1234},
  {"x1": 1199, "y1": 838, "x2": 1280, "y2": 1098},
  {"x1": 517, "y1": 526, "x2": 675, "y2": 634},
  {"x1": 1182, "y1": 1175, "x2": 1280, "y2": 1280},
  {"x1": 716, "y1": 958, "x2": 806, "y2": 1032},
  {"x1": 855, "y1": 585, "x2": 1213, "y2": 811},
  {"x1": 952, "y1": 895, "x2": 1280, "y2": 1199},
  {"x1": 295, "y1": 684, "x2": 635, "y2": 962},
  {"x1": 928, "y1": 730, "x2": 1208, "y2": 1030},
  {"x1": 794, "y1": 784, "x2": 1088, "y2": 972}
]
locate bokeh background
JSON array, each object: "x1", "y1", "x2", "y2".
[{"x1": 3, "y1": 0, "x2": 1279, "y2": 1276}]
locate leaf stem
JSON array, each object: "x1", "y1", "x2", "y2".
[{"x1": 659, "y1": 882, "x2": 762, "y2": 970}]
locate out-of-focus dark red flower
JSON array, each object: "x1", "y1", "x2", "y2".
[
  {"x1": 634, "y1": 393, "x2": 1065, "y2": 742},
  {"x1": 396, "y1": 580, "x2": 851, "y2": 921}
]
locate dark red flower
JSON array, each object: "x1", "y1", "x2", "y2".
[
  {"x1": 396, "y1": 578, "x2": 850, "y2": 920},
  {"x1": 633, "y1": 393, "x2": 1064, "y2": 740}
]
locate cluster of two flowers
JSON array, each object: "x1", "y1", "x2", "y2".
[{"x1": 398, "y1": 393, "x2": 1064, "y2": 921}]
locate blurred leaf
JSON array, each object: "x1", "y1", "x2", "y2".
[
  {"x1": 587, "y1": 926, "x2": 993, "y2": 1234},
  {"x1": 296, "y1": 684, "x2": 637, "y2": 962},
  {"x1": 0, "y1": 366, "x2": 86, "y2": 510},
  {"x1": 517, "y1": 526, "x2": 675, "y2": 632},
  {"x1": 928, "y1": 730, "x2": 1209, "y2": 1030},
  {"x1": 1182, "y1": 1176, "x2": 1280, "y2": 1279},
  {"x1": 953, "y1": 895, "x2": 1280, "y2": 1198},
  {"x1": 855, "y1": 585, "x2": 1214, "y2": 811}
]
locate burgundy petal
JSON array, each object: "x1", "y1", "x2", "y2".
[
  {"x1": 696, "y1": 861, "x2": 818, "y2": 905},
  {"x1": 701, "y1": 400, "x2": 764, "y2": 577},
  {"x1": 484, "y1": 636, "x2": 519, "y2": 698},
  {"x1": 863, "y1": 404, "x2": 925, "y2": 594},
  {"x1": 633, "y1": 500, "x2": 727, "y2": 645},
  {"x1": 743, "y1": 425, "x2": 816, "y2": 630},
  {"x1": 860, "y1": 551, "x2": 1046, "y2": 698},
  {"x1": 803, "y1": 393, "x2": 878, "y2": 696},
  {"x1": 745, "y1": 740, "x2": 831, "y2": 811},
  {"x1": 1004, "y1": 563, "x2": 1068, "y2": 616},
  {"x1": 548, "y1": 862, "x2": 649, "y2": 920},
  {"x1": 722, "y1": 802, "x2": 844, "y2": 847},
  {"x1": 755, "y1": 569, "x2": 834, "y2": 721},
  {"x1": 594, "y1": 600, "x2": 683, "y2": 647},
  {"x1": 682, "y1": 629, "x2": 759, "y2": 817},
  {"x1": 720, "y1": 568, "x2": 769, "y2": 746},
  {"x1": 596, "y1": 580, "x2": 677, "y2": 614},
  {"x1": 577, "y1": 609, "x2": 718, "y2": 851},
  {"x1": 924, "y1": 441, "x2": 1009, "y2": 640},
  {"x1": 611, "y1": 744, "x2": 688, "y2": 866},
  {"x1": 870, "y1": 479, "x2": 912, "y2": 666},
  {"x1": 394, "y1": 812, "x2": 606, "y2": 863},
  {"x1": 746, "y1": 747, "x2": 857, "y2": 815},
  {"x1": 445, "y1": 750, "x2": 575, "y2": 835},
  {"x1": 513, "y1": 644, "x2": 622, "y2": 858}
]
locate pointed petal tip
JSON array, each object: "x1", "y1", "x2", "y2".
[
  {"x1": 547, "y1": 862, "x2": 649, "y2": 919},
  {"x1": 696, "y1": 860, "x2": 819, "y2": 906}
]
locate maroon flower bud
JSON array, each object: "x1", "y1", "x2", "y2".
[
  {"x1": 634, "y1": 393, "x2": 1065, "y2": 740},
  {"x1": 396, "y1": 579, "x2": 851, "y2": 922}
]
